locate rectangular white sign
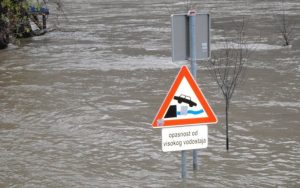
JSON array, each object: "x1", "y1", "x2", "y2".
[{"x1": 162, "y1": 125, "x2": 208, "y2": 152}]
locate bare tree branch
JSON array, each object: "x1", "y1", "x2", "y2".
[
  {"x1": 275, "y1": 0, "x2": 295, "y2": 46},
  {"x1": 207, "y1": 17, "x2": 250, "y2": 150}
]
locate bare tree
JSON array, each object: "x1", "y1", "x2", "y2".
[
  {"x1": 208, "y1": 17, "x2": 250, "y2": 150},
  {"x1": 53, "y1": 0, "x2": 68, "y2": 28},
  {"x1": 275, "y1": 0, "x2": 295, "y2": 46}
]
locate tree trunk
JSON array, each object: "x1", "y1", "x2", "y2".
[
  {"x1": 0, "y1": 5, "x2": 9, "y2": 49},
  {"x1": 225, "y1": 97, "x2": 229, "y2": 150},
  {"x1": 0, "y1": 31, "x2": 9, "y2": 49}
]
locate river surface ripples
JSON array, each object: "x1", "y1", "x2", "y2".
[{"x1": 1, "y1": 0, "x2": 300, "y2": 187}]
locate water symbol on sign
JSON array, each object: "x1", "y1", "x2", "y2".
[{"x1": 164, "y1": 94, "x2": 204, "y2": 119}]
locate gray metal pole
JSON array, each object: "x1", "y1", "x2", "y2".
[
  {"x1": 189, "y1": 10, "x2": 198, "y2": 171},
  {"x1": 189, "y1": 11, "x2": 197, "y2": 78},
  {"x1": 181, "y1": 150, "x2": 187, "y2": 178}
]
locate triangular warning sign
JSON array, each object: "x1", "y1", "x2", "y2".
[{"x1": 152, "y1": 65, "x2": 217, "y2": 128}]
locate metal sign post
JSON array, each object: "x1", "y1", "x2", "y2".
[
  {"x1": 166, "y1": 10, "x2": 212, "y2": 179},
  {"x1": 180, "y1": 10, "x2": 198, "y2": 178},
  {"x1": 181, "y1": 150, "x2": 187, "y2": 179},
  {"x1": 189, "y1": 10, "x2": 197, "y2": 78},
  {"x1": 188, "y1": 10, "x2": 198, "y2": 171}
]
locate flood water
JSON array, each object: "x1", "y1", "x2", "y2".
[{"x1": 1, "y1": 0, "x2": 300, "y2": 187}]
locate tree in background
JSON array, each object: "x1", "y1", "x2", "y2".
[
  {"x1": 0, "y1": 1, "x2": 10, "y2": 48},
  {"x1": 275, "y1": 0, "x2": 295, "y2": 46},
  {"x1": 1, "y1": 0, "x2": 34, "y2": 38},
  {"x1": 0, "y1": 0, "x2": 66, "y2": 49},
  {"x1": 208, "y1": 17, "x2": 250, "y2": 150}
]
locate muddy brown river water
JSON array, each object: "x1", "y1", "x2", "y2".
[{"x1": 0, "y1": 0, "x2": 300, "y2": 187}]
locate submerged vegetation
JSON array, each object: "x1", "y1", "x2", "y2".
[
  {"x1": 1, "y1": 0, "x2": 35, "y2": 48},
  {"x1": 0, "y1": 0, "x2": 63, "y2": 49},
  {"x1": 275, "y1": 0, "x2": 295, "y2": 46}
]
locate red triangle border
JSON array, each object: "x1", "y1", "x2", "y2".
[{"x1": 152, "y1": 65, "x2": 218, "y2": 128}]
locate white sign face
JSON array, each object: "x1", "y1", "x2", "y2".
[
  {"x1": 161, "y1": 125, "x2": 208, "y2": 152},
  {"x1": 166, "y1": 77, "x2": 208, "y2": 120}
]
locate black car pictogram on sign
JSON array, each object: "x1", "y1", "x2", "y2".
[{"x1": 174, "y1": 94, "x2": 197, "y2": 107}]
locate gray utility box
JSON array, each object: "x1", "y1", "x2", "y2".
[{"x1": 171, "y1": 13, "x2": 211, "y2": 62}]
